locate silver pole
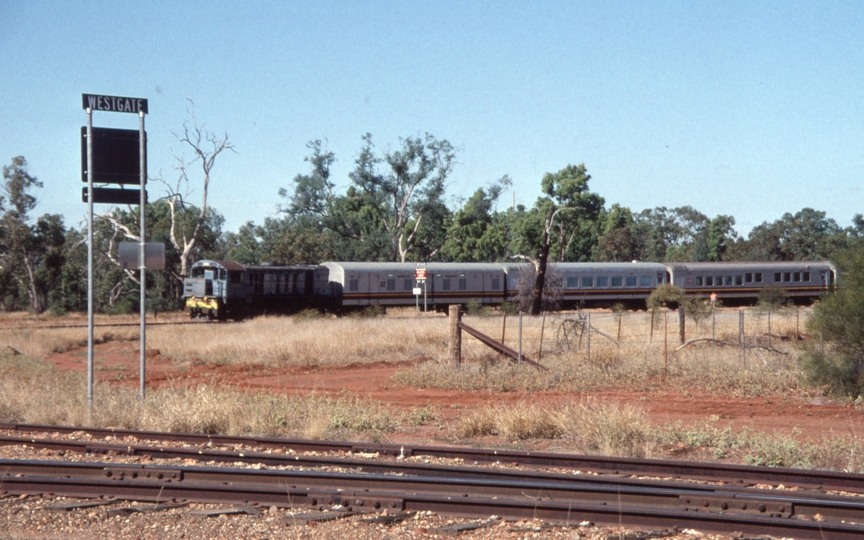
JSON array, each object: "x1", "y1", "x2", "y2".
[
  {"x1": 139, "y1": 111, "x2": 146, "y2": 399},
  {"x1": 86, "y1": 108, "x2": 94, "y2": 421}
]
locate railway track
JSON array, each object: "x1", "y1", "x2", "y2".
[
  {"x1": 2, "y1": 423, "x2": 864, "y2": 538},
  {"x1": 4, "y1": 422, "x2": 864, "y2": 492}
]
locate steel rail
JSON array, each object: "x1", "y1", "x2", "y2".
[
  {"x1": 2, "y1": 460, "x2": 864, "y2": 539},
  {"x1": 7, "y1": 430, "x2": 864, "y2": 522},
  {"x1": 4, "y1": 422, "x2": 864, "y2": 493}
]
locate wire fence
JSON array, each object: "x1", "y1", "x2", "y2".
[{"x1": 456, "y1": 306, "x2": 813, "y2": 366}]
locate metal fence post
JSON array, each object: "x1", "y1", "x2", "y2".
[
  {"x1": 586, "y1": 311, "x2": 591, "y2": 364},
  {"x1": 518, "y1": 312, "x2": 523, "y2": 369}
]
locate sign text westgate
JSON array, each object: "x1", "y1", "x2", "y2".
[{"x1": 82, "y1": 94, "x2": 148, "y2": 114}]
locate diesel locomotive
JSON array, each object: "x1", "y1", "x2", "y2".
[{"x1": 182, "y1": 259, "x2": 836, "y2": 320}]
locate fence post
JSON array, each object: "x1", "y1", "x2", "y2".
[
  {"x1": 663, "y1": 310, "x2": 668, "y2": 377},
  {"x1": 650, "y1": 308, "x2": 655, "y2": 342},
  {"x1": 739, "y1": 309, "x2": 745, "y2": 366},
  {"x1": 678, "y1": 306, "x2": 685, "y2": 345},
  {"x1": 767, "y1": 309, "x2": 771, "y2": 348},
  {"x1": 518, "y1": 312, "x2": 523, "y2": 369},
  {"x1": 711, "y1": 305, "x2": 715, "y2": 347},
  {"x1": 586, "y1": 311, "x2": 591, "y2": 364},
  {"x1": 538, "y1": 312, "x2": 546, "y2": 361},
  {"x1": 449, "y1": 305, "x2": 461, "y2": 367}
]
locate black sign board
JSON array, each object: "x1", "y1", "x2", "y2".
[
  {"x1": 82, "y1": 94, "x2": 148, "y2": 114},
  {"x1": 81, "y1": 127, "x2": 146, "y2": 185},
  {"x1": 82, "y1": 187, "x2": 146, "y2": 205}
]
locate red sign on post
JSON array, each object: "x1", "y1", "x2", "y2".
[{"x1": 415, "y1": 269, "x2": 427, "y2": 280}]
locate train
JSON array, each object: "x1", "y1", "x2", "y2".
[{"x1": 182, "y1": 259, "x2": 837, "y2": 320}]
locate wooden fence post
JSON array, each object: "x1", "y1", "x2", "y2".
[
  {"x1": 678, "y1": 306, "x2": 685, "y2": 345},
  {"x1": 449, "y1": 305, "x2": 461, "y2": 367}
]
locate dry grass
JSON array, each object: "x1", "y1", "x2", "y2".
[
  {"x1": 455, "y1": 399, "x2": 654, "y2": 458},
  {"x1": 147, "y1": 315, "x2": 448, "y2": 367}
]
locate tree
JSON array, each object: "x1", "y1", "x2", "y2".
[
  {"x1": 0, "y1": 156, "x2": 66, "y2": 313},
  {"x1": 437, "y1": 177, "x2": 511, "y2": 262},
  {"x1": 801, "y1": 248, "x2": 864, "y2": 396},
  {"x1": 511, "y1": 164, "x2": 603, "y2": 315},
  {"x1": 736, "y1": 208, "x2": 848, "y2": 261},
  {"x1": 283, "y1": 133, "x2": 457, "y2": 262},
  {"x1": 159, "y1": 101, "x2": 234, "y2": 277}
]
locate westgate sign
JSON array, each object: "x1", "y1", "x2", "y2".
[{"x1": 82, "y1": 94, "x2": 148, "y2": 114}]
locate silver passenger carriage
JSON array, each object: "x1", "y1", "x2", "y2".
[
  {"x1": 321, "y1": 262, "x2": 509, "y2": 310},
  {"x1": 553, "y1": 262, "x2": 669, "y2": 308},
  {"x1": 665, "y1": 261, "x2": 836, "y2": 304}
]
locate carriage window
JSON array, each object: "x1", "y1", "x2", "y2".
[
  {"x1": 705, "y1": 276, "x2": 713, "y2": 286},
  {"x1": 803, "y1": 272, "x2": 810, "y2": 282},
  {"x1": 611, "y1": 276, "x2": 623, "y2": 287},
  {"x1": 639, "y1": 276, "x2": 651, "y2": 287},
  {"x1": 492, "y1": 278, "x2": 500, "y2": 290},
  {"x1": 387, "y1": 279, "x2": 395, "y2": 291},
  {"x1": 755, "y1": 273, "x2": 763, "y2": 283},
  {"x1": 582, "y1": 276, "x2": 593, "y2": 287},
  {"x1": 657, "y1": 273, "x2": 664, "y2": 284},
  {"x1": 566, "y1": 277, "x2": 578, "y2": 288},
  {"x1": 404, "y1": 279, "x2": 412, "y2": 290},
  {"x1": 775, "y1": 272, "x2": 782, "y2": 282},
  {"x1": 783, "y1": 272, "x2": 791, "y2": 282},
  {"x1": 793, "y1": 272, "x2": 800, "y2": 282},
  {"x1": 443, "y1": 279, "x2": 451, "y2": 291},
  {"x1": 735, "y1": 275, "x2": 743, "y2": 285},
  {"x1": 745, "y1": 273, "x2": 752, "y2": 283},
  {"x1": 625, "y1": 276, "x2": 637, "y2": 287},
  {"x1": 349, "y1": 279, "x2": 358, "y2": 292},
  {"x1": 596, "y1": 276, "x2": 608, "y2": 287},
  {"x1": 458, "y1": 278, "x2": 467, "y2": 291},
  {"x1": 725, "y1": 276, "x2": 733, "y2": 286},
  {"x1": 697, "y1": 277, "x2": 704, "y2": 286},
  {"x1": 716, "y1": 276, "x2": 723, "y2": 286}
]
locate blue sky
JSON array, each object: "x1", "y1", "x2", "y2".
[{"x1": 1, "y1": 1, "x2": 862, "y2": 238}]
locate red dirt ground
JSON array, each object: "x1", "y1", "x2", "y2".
[{"x1": 44, "y1": 339, "x2": 864, "y2": 445}]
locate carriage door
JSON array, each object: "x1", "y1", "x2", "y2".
[{"x1": 304, "y1": 270, "x2": 314, "y2": 296}]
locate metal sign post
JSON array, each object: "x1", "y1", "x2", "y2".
[
  {"x1": 82, "y1": 93, "x2": 149, "y2": 416},
  {"x1": 415, "y1": 268, "x2": 428, "y2": 314}
]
